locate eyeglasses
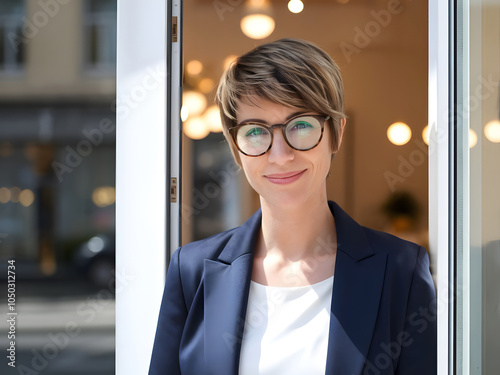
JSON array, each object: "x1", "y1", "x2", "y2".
[{"x1": 229, "y1": 114, "x2": 330, "y2": 157}]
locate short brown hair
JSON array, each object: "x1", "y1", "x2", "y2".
[{"x1": 215, "y1": 38, "x2": 346, "y2": 165}]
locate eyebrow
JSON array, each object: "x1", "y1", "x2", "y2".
[{"x1": 236, "y1": 110, "x2": 309, "y2": 126}]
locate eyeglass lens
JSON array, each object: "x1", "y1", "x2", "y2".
[{"x1": 235, "y1": 115, "x2": 323, "y2": 156}]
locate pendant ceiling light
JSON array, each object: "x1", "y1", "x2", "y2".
[
  {"x1": 240, "y1": 0, "x2": 275, "y2": 40},
  {"x1": 387, "y1": 122, "x2": 412, "y2": 146}
]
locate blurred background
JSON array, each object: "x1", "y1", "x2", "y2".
[
  {"x1": 0, "y1": 1, "x2": 116, "y2": 373},
  {"x1": 0, "y1": 0, "x2": 499, "y2": 373},
  {"x1": 181, "y1": 0, "x2": 430, "y2": 246}
]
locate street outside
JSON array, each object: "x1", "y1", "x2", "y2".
[{"x1": 1, "y1": 279, "x2": 115, "y2": 375}]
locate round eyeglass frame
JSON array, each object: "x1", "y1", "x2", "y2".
[{"x1": 228, "y1": 114, "x2": 331, "y2": 157}]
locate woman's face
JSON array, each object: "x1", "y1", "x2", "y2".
[{"x1": 235, "y1": 97, "x2": 334, "y2": 209}]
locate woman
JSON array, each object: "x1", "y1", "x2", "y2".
[{"x1": 149, "y1": 38, "x2": 436, "y2": 375}]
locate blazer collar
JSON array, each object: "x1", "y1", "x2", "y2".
[
  {"x1": 328, "y1": 200, "x2": 374, "y2": 261},
  {"x1": 216, "y1": 201, "x2": 374, "y2": 264},
  {"x1": 203, "y1": 208, "x2": 261, "y2": 375},
  {"x1": 217, "y1": 207, "x2": 262, "y2": 264},
  {"x1": 204, "y1": 201, "x2": 387, "y2": 375},
  {"x1": 326, "y1": 201, "x2": 387, "y2": 375}
]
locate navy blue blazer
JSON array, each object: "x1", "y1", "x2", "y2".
[{"x1": 149, "y1": 201, "x2": 437, "y2": 375}]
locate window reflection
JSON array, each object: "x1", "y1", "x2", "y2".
[
  {"x1": 457, "y1": 0, "x2": 500, "y2": 371},
  {"x1": 84, "y1": 0, "x2": 117, "y2": 74},
  {"x1": 0, "y1": 1, "x2": 116, "y2": 373},
  {"x1": 0, "y1": 0, "x2": 25, "y2": 73}
]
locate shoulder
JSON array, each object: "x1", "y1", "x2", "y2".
[
  {"x1": 360, "y1": 225, "x2": 431, "y2": 288},
  {"x1": 330, "y1": 200, "x2": 425, "y2": 270},
  {"x1": 165, "y1": 228, "x2": 238, "y2": 307},
  {"x1": 172, "y1": 207, "x2": 262, "y2": 275},
  {"x1": 362, "y1": 226, "x2": 425, "y2": 263},
  {"x1": 168, "y1": 225, "x2": 250, "y2": 309},
  {"x1": 173, "y1": 226, "x2": 238, "y2": 270}
]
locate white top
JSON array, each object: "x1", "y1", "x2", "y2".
[{"x1": 238, "y1": 276, "x2": 334, "y2": 375}]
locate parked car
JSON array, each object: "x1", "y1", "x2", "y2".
[{"x1": 72, "y1": 234, "x2": 115, "y2": 289}]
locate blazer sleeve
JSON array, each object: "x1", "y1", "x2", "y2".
[
  {"x1": 149, "y1": 248, "x2": 187, "y2": 375},
  {"x1": 396, "y1": 246, "x2": 437, "y2": 375}
]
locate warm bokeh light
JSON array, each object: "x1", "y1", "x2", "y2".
[
  {"x1": 182, "y1": 91, "x2": 207, "y2": 117},
  {"x1": 198, "y1": 78, "x2": 215, "y2": 94},
  {"x1": 19, "y1": 189, "x2": 35, "y2": 207},
  {"x1": 484, "y1": 119, "x2": 500, "y2": 143},
  {"x1": 288, "y1": 0, "x2": 304, "y2": 13},
  {"x1": 469, "y1": 128, "x2": 478, "y2": 148},
  {"x1": 425, "y1": 125, "x2": 479, "y2": 148},
  {"x1": 186, "y1": 60, "x2": 203, "y2": 76},
  {"x1": 204, "y1": 105, "x2": 223, "y2": 132},
  {"x1": 183, "y1": 117, "x2": 210, "y2": 140},
  {"x1": 0, "y1": 187, "x2": 10, "y2": 203},
  {"x1": 92, "y1": 186, "x2": 116, "y2": 207},
  {"x1": 240, "y1": 14, "x2": 275, "y2": 39},
  {"x1": 422, "y1": 125, "x2": 430, "y2": 145},
  {"x1": 180, "y1": 106, "x2": 189, "y2": 122},
  {"x1": 223, "y1": 55, "x2": 238, "y2": 71},
  {"x1": 387, "y1": 122, "x2": 412, "y2": 146}
]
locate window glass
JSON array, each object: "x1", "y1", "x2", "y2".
[
  {"x1": 84, "y1": 0, "x2": 117, "y2": 74},
  {"x1": 0, "y1": 0, "x2": 24, "y2": 73},
  {"x1": 471, "y1": 3, "x2": 500, "y2": 372},
  {"x1": 0, "y1": 1, "x2": 116, "y2": 373},
  {"x1": 456, "y1": 0, "x2": 500, "y2": 372}
]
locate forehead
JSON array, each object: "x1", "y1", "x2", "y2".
[{"x1": 236, "y1": 96, "x2": 305, "y2": 124}]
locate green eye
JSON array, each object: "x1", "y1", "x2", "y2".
[
  {"x1": 289, "y1": 121, "x2": 315, "y2": 135},
  {"x1": 245, "y1": 127, "x2": 267, "y2": 137},
  {"x1": 291, "y1": 121, "x2": 314, "y2": 130}
]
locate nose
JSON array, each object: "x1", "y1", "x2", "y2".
[{"x1": 267, "y1": 129, "x2": 294, "y2": 164}]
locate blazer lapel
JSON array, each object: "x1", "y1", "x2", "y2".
[
  {"x1": 201, "y1": 202, "x2": 387, "y2": 375},
  {"x1": 203, "y1": 209, "x2": 261, "y2": 375},
  {"x1": 325, "y1": 202, "x2": 388, "y2": 375}
]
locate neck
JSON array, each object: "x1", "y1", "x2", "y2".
[{"x1": 258, "y1": 195, "x2": 336, "y2": 260}]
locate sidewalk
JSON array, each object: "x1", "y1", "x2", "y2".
[{"x1": 1, "y1": 280, "x2": 115, "y2": 374}]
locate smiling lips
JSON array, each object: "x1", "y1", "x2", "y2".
[{"x1": 264, "y1": 169, "x2": 307, "y2": 185}]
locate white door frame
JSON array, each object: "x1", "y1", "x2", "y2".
[
  {"x1": 115, "y1": 0, "x2": 453, "y2": 372},
  {"x1": 116, "y1": 0, "x2": 182, "y2": 373},
  {"x1": 429, "y1": 0, "x2": 453, "y2": 374}
]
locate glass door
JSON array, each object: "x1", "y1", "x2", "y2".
[{"x1": 454, "y1": 0, "x2": 500, "y2": 373}]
